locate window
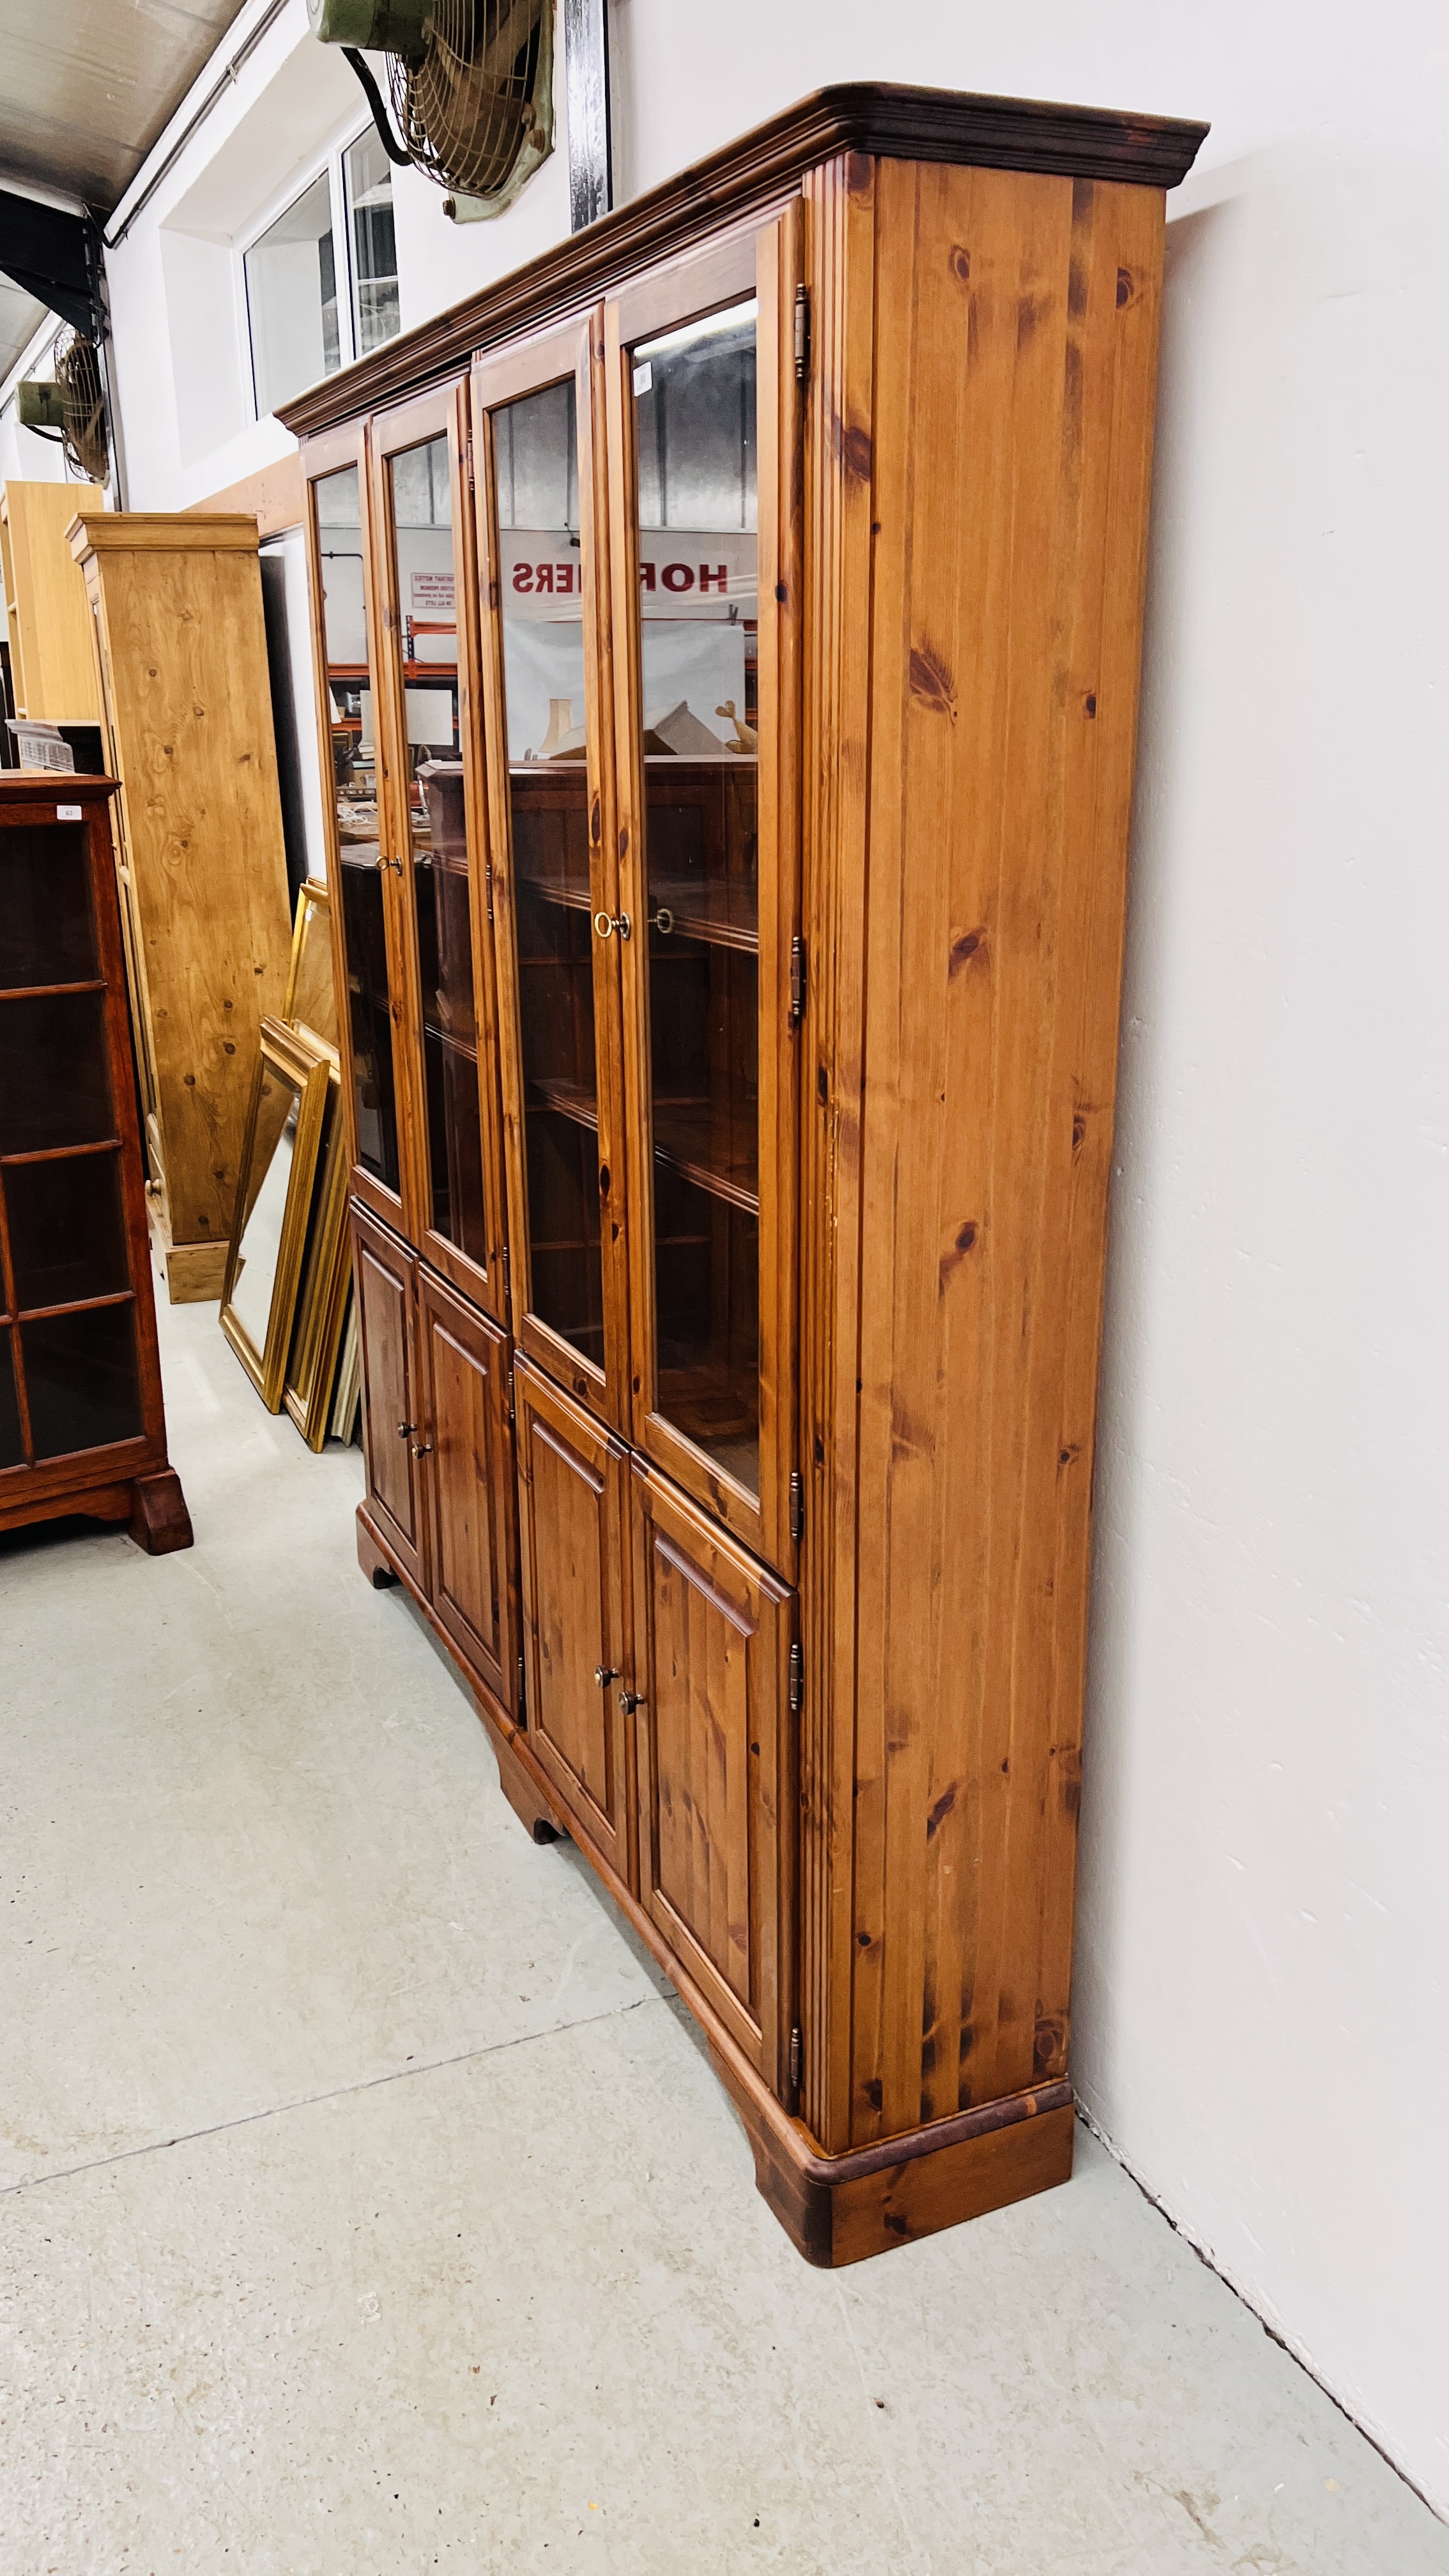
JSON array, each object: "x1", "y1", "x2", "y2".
[
  {"x1": 243, "y1": 129, "x2": 401, "y2": 422},
  {"x1": 245, "y1": 172, "x2": 339, "y2": 419},
  {"x1": 345, "y1": 130, "x2": 399, "y2": 359}
]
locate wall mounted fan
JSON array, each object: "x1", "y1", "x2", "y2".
[
  {"x1": 16, "y1": 328, "x2": 109, "y2": 485},
  {"x1": 309, "y1": 0, "x2": 555, "y2": 220}
]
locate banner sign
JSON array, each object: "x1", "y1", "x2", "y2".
[{"x1": 499, "y1": 530, "x2": 756, "y2": 621}]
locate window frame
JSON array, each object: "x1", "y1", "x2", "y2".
[{"x1": 238, "y1": 114, "x2": 401, "y2": 425}]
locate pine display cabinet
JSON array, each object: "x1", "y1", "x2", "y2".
[{"x1": 283, "y1": 83, "x2": 1206, "y2": 2265}]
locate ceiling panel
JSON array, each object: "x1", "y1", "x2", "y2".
[
  {"x1": 0, "y1": 0, "x2": 250, "y2": 214},
  {"x1": 0, "y1": 273, "x2": 48, "y2": 384}
]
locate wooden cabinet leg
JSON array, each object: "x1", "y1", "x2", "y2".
[
  {"x1": 128, "y1": 1468, "x2": 194, "y2": 1556},
  {"x1": 476, "y1": 1701, "x2": 567, "y2": 1846},
  {"x1": 356, "y1": 1506, "x2": 401, "y2": 1588}
]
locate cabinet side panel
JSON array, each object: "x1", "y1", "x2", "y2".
[
  {"x1": 848, "y1": 161, "x2": 1163, "y2": 2142},
  {"x1": 799, "y1": 151, "x2": 879, "y2": 2154},
  {"x1": 97, "y1": 546, "x2": 291, "y2": 1248}
]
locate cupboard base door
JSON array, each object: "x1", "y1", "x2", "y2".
[
  {"x1": 630, "y1": 1460, "x2": 792, "y2": 2090},
  {"x1": 353, "y1": 1204, "x2": 426, "y2": 1589},
  {"x1": 514, "y1": 1356, "x2": 632, "y2": 1883},
  {"x1": 419, "y1": 1268, "x2": 517, "y2": 1710}
]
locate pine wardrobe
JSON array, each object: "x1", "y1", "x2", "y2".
[{"x1": 282, "y1": 84, "x2": 1206, "y2": 2266}]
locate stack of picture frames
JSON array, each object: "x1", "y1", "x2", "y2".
[{"x1": 218, "y1": 878, "x2": 360, "y2": 1449}]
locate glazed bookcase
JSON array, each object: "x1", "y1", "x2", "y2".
[{"x1": 282, "y1": 82, "x2": 1206, "y2": 2265}]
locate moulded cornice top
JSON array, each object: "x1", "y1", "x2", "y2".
[
  {"x1": 67, "y1": 513, "x2": 263, "y2": 560},
  {"x1": 278, "y1": 79, "x2": 1209, "y2": 443}
]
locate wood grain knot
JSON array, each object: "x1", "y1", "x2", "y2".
[
  {"x1": 845, "y1": 150, "x2": 872, "y2": 198},
  {"x1": 864, "y1": 2078, "x2": 883, "y2": 2112},
  {"x1": 832, "y1": 415, "x2": 873, "y2": 483},
  {"x1": 948, "y1": 243, "x2": 970, "y2": 286},
  {"x1": 1084, "y1": 691, "x2": 1097, "y2": 717},
  {"x1": 908, "y1": 642, "x2": 957, "y2": 721},
  {"x1": 1033, "y1": 2013, "x2": 1068, "y2": 2076},
  {"x1": 1016, "y1": 290, "x2": 1052, "y2": 348},
  {"x1": 1116, "y1": 266, "x2": 1136, "y2": 308},
  {"x1": 926, "y1": 1782, "x2": 958, "y2": 1839},
  {"x1": 949, "y1": 926, "x2": 986, "y2": 976},
  {"x1": 939, "y1": 1220, "x2": 979, "y2": 1290}
]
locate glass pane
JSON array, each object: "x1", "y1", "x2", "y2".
[
  {"x1": 0, "y1": 1328, "x2": 22, "y2": 1466},
  {"x1": 630, "y1": 300, "x2": 760, "y2": 1492},
  {"x1": 22, "y1": 1301, "x2": 142, "y2": 1459},
  {"x1": 387, "y1": 432, "x2": 487, "y2": 1267},
  {"x1": 346, "y1": 128, "x2": 400, "y2": 358},
  {"x1": 494, "y1": 378, "x2": 603, "y2": 1367},
  {"x1": 8, "y1": 1149, "x2": 129, "y2": 1311},
  {"x1": 0, "y1": 823, "x2": 97, "y2": 988},
  {"x1": 231, "y1": 1066, "x2": 302, "y2": 1354},
  {"x1": 247, "y1": 170, "x2": 340, "y2": 418},
  {"x1": 315, "y1": 461, "x2": 400, "y2": 1194},
  {"x1": 0, "y1": 992, "x2": 114, "y2": 1153},
  {"x1": 288, "y1": 890, "x2": 337, "y2": 1046}
]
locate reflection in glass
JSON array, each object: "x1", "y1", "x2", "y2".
[
  {"x1": 287, "y1": 887, "x2": 338, "y2": 1047},
  {"x1": 315, "y1": 461, "x2": 400, "y2": 1193},
  {"x1": 23, "y1": 1301, "x2": 142, "y2": 1459},
  {"x1": 494, "y1": 376, "x2": 604, "y2": 1366},
  {"x1": 631, "y1": 300, "x2": 760, "y2": 1491},
  {"x1": 0, "y1": 992, "x2": 114, "y2": 1153},
  {"x1": 0, "y1": 1330, "x2": 22, "y2": 1467},
  {"x1": 8, "y1": 1149, "x2": 129, "y2": 1312},
  {"x1": 387, "y1": 433, "x2": 486, "y2": 1266},
  {"x1": 0, "y1": 825, "x2": 97, "y2": 988},
  {"x1": 231, "y1": 1070, "x2": 300, "y2": 1354}
]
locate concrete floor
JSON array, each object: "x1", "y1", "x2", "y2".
[{"x1": 3, "y1": 1293, "x2": 1446, "y2": 2576}]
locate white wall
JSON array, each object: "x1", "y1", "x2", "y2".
[{"x1": 100, "y1": 0, "x2": 1449, "y2": 2517}]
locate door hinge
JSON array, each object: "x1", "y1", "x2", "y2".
[
  {"x1": 485, "y1": 860, "x2": 494, "y2": 923},
  {"x1": 518, "y1": 1649, "x2": 527, "y2": 1717},
  {"x1": 507, "y1": 1363, "x2": 516, "y2": 1429},
  {"x1": 788, "y1": 1639, "x2": 803, "y2": 1714},
  {"x1": 793, "y1": 284, "x2": 810, "y2": 385},
  {"x1": 788, "y1": 2024, "x2": 802, "y2": 2095},
  {"x1": 788, "y1": 1470, "x2": 804, "y2": 1544},
  {"x1": 789, "y1": 933, "x2": 806, "y2": 1025}
]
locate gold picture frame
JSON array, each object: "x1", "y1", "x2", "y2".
[
  {"x1": 282, "y1": 1066, "x2": 351, "y2": 1450},
  {"x1": 220, "y1": 1018, "x2": 337, "y2": 1411},
  {"x1": 283, "y1": 875, "x2": 338, "y2": 1050}
]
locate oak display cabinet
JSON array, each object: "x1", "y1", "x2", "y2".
[{"x1": 284, "y1": 83, "x2": 1206, "y2": 2266}]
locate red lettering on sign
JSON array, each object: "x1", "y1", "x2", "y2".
[
  {"x1": 512, "y1": 563, "x2": 533, "y2": 593},
  {"x1": 535, "y1": 564, "x2": 555, "y2": 594},
  {"x1": 698, "y1": 564, "x2": 728, "y2": 592},
  {"x1": 557, "y1": 561, "x2": 574, "y2": 595},
  {"x1": 638, "y1": 561, "x2": 657, "y2": 592},
  {"x1": 661, "y1": 562, "x2": 694, "y2": 593}
]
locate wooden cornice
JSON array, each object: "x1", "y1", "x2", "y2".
[{"x1": 278, "y1": 79, "x2": 1208, "y2": 441}]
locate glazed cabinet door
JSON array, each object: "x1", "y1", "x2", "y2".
[
  {"x1": 606, "y1": 215, "x2": 805, "y2": 1577},
  {"x1": 370, "y1": 382, "x2": 508, "y2": 1322},
  {"x1": 352, "y1": 1203, "x2": 427, "y2": 1588},
  {"x1": 417, "y1": 1266, "x2": 516, "y2": 1710},
  {"x1": 472, "y1": 316, "x2": 631, "y2": 1433},
  {"x1": 512, "y1": 1354, "x2": 632, "y2": 1884},
  {"x1": 305, "y1": 429, "x2": 410, "y2": 1233},
  {"x1": 629, "y1": 1459, "x2": 792, "y2": 2090}
]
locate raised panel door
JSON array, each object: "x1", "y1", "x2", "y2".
[
  {"x1": 418, "y1": 1266, "x2": 515, "y2": 1708},
  {"x1": 629, "y1": 1459, "x2": 792, "y2": 2087},
  {"x1": 353, "y1": 1203, "x2": 425, "y2": 1586},
  {"x1": 513, "y1": 1354, "x2": 631, "y2": 1883}
]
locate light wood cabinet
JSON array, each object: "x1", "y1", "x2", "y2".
[
  {"x1": 1, "y1": 480, "x2": 103, "y2": 724},
  {"x1": 68, "y1": 514, "x2": 293, "y2": 1301},
  {"x1": 286, "y1": 82, "x2": 1206, "y2": 2265}
]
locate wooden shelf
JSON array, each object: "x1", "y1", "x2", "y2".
[
  {"x1": 530, "y1": 1077, "x2": 758, "y2": 1214},
  {"x1": 516, "y1": 861, "x2": 592, "y2": 916},
  {"x1": 516, "y1": 859, "x2": 758, "y2": 954}
]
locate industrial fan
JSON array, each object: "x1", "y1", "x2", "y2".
[
  {"x1": 309, "y1": 0, "x2": 555, "y2": 219},
  {"x1": 16, "y1": 328, "x2": 109, "y2": 486}
]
